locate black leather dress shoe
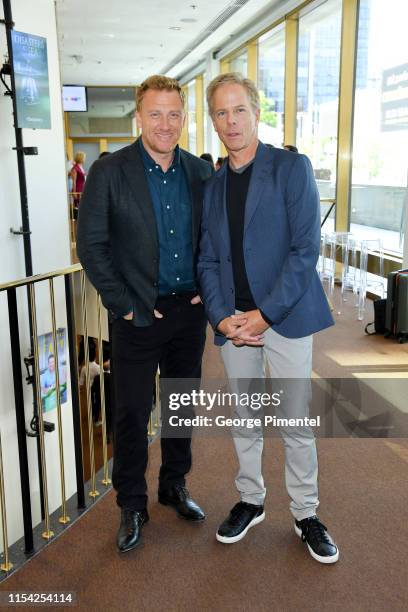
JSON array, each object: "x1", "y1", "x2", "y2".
[
  {"x1": 158, "y1": 485, "x2": 205, "y2": 521},
  {"x1": 116, "y1": 508, "x2": 149, "y2": 553}
]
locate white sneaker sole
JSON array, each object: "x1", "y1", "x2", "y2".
[
  {"x1": 216, "y1": 512, "x2": 265, "y2": 544},
  {"x1": 294, "y1": 524, "x2": 339, "y2": 564}
]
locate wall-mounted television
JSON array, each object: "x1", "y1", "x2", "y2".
[{"x1": 62, "y1": 85, "x2": 87, "y2": 112}]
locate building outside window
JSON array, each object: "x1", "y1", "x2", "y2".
[
  {"x1": 258, "y1": 25, "x2": 285, "y2": 148},
  {"x1": 296, "y1": 0, "x2": 343, "y2": 228},
  {"x1": 350, "y1": 0, "x2": 408, "y2": 255}
]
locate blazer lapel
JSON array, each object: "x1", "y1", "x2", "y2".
[
  {"x1": 244, "y1": 143, "x2": 272, "y2": 234},
  {"x1": 181, "y1": 153, "x2": 201, "y2": 251},
  {"x1": 120, "y1": 140, "x2": 158, "y2": 248},
  {"x1": 214, "y1": 164, "x2": 230, "y2": 248}
]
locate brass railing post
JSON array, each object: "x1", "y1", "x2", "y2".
[
  {"x1": 0, "y1": 429, "x2": 13, "y2": 572},
  {"x1": 80, "y1": 271, "x2": 99, "y2": 499},
  {"x1": 29, "y1": 283, "x2": 54, "y2": 540},
  {"x1": 97, "y1": 295, "x2": 111, "y2": 486},
  {"x1": 154, "y1": 369, "x2": 161, "y2": 429},
  {"x1": 49, "y1": 278, "x2": 70, "y2": 525}
]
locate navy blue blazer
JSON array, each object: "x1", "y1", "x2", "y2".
[{"x1": 197, "y1": 142, "x2": 334, "y2": 346}]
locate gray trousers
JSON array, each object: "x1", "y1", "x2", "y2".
[{"x1": 221, "y1": 324, "x2": 319, "y2": 521}]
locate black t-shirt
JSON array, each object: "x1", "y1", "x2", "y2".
[{"x1": 226, "y1": 163, "x2": 257, "y2": 312}]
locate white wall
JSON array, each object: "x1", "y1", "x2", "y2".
[{"x1": 0, "y1": 0, "x2": 75, "y2": 550}]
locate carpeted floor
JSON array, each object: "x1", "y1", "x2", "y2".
[
  {"x1": 1, "y1": 292, "x2": 408, "y2": 611},
  {"x1": 1, "y1": 436, "x2": 408, "y2": 612}
]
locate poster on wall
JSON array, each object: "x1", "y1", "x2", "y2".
[
  {"x1": 39, "y1": 328, "x2": 68, "y2": 413},
  {"x1": 11, "y1": 30, "x2": 51, "y2": 129}
]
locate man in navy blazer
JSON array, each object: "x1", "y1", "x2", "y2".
[{"x1": 197, "y1": 73, "x2": 338, "y2": 563}]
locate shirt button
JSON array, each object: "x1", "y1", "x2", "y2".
[
  {"x1": 176, "y1": 277, "x2": 180, "y2": 281},
  {"x1": 163, "y1": 180, "x2": 167, "y2": 184},
  {"x1": 149, "y1": 168, "x2": 152, "y2": 172},
  {"x1": 153, "y1": 282, "x2": 158, "y2": 287},
  {"x1": 170, "y1": 229, "x2": 174, "y2": 234},
  {"x1": 172, "y1": 169, "x2": 175, "y2": 172},
  {"x1": 166, "y1": 205, "x2": 170, "y2": 209},
  {"x1": 174, "y1": 254, "x2": 178, "y2": 258},
  {"x1": 155, "y1": 165, "x2": 159, "y2": 169}
]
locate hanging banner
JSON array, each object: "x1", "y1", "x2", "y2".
[{"x1": 11, "y1": 30, "x2": 51, "y2": 129}]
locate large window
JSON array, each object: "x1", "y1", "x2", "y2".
[
  {"x1": 350, "y1": 0, "x2": 408, "y2": 254},
  {"x1": 258, "y1": 25, "x2": 285, "y2": 147},
  {"x1": 187, "y1": 79, "x2": 197, "y2": 155},
  {"x1": 296, "y1": 0, "x2": 342, "y2": 218},
  {"x1": 230, "y1": 49, "x2": 248, "y2": 76}
]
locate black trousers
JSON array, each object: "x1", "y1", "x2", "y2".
[{"x1": 111, "y1": 294, "x2": 207, "y2": 511}]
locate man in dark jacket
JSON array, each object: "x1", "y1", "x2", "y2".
[{"x1": 77, "y1": 75, "x2": 213, "y2": 553}]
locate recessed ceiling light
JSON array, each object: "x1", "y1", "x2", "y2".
[
  {"x1": 180, "y1": 18, "x2": 197, "y2": 23},
  {"x1": 169, "y1": 26, "x2": 181, "y2": 30}
]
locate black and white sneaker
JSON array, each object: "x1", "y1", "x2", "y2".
[
  {"x1": 295, "y1": 515, "x2": 339, "y2": 564},
  {"x1": 216, "y1": 502, "x2": 265, "y2": 544}
]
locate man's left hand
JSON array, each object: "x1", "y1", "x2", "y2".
[
  {"x1": 190, "y1": 294, "x2": 202, "y2": 305},
  {"x1": 228, "y1": 309, "x2": 269, "y2": 341}
]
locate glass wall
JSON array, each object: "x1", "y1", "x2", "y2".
[
  {"x1": 296, "y1": 0, "x2": 342, "y2": 218},
  {"x1": 187, "y1": 79, "x2": 197, "y2": 155},
  {"x1": 183, "y1": 0, "x2": 407, "y2": 264},
  {"x1": 258, "y1": 25, "x2": 285, "y2": 147},
  {"x1": 350, "y1": 0, "x2": 408, "y2": 254},
  {"x1": 230, "y1": 49, "x2": 248, "y2": 76}
]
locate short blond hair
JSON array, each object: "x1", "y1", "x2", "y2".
[
  {"x1": 74, "y1": 151, "x2": 85, "y2": 164},
  {"x1": 207, "y1": 72, "x2": 260, "y2": 116},
  {"x1": 136, "y1": 75, "x2": 185, "y2": 111}
]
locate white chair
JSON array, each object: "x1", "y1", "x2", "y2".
[{"x1": 357, "y1": 239, "x2": 384, "y2": 321}]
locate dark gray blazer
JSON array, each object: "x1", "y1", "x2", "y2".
[{"x1": 77, "y1": 139, "x2": 213, "y2": 326}]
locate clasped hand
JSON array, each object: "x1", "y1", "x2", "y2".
[{"x1": 217, "y1": 309, "x2": 269, "y2": 346}]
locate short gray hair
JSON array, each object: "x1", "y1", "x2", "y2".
[{"x1": 206, "y1": 72, "x2": 260, "y2": 116}]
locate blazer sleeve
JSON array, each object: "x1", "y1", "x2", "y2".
[
  {"x1": 197, "y1": 184, "x2": 230, "y2": 330},
  {"x1": 76, "y1": 161, "x2": 133, "y2": 318},
  {"x1": 258, "y1": 154, "x2": 321, "y2": 324}
]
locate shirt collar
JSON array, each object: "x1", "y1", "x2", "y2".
[{"x1": 138, "y1": 137, "x2": 180, "y2": 173}]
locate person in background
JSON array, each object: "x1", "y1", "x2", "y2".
[
  {"x1": 70, "y1": 151, "x2": 87, "y2": 213},
  {"x1": 200, "y1": 152, "x2": 214, "y2": 167},
  {"x1": 215, "y1": 156, "x2": 225, "y2": 171},
  {"x1": 79, "y1": 339, "x2": 100, "y2": 388},
  {"x1": 284, "y1": 144, "x2": 298, "y2": 153}
]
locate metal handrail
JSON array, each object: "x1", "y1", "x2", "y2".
[{"x1": 0, "y1": 264, "x2": 82, "y2": 292}]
